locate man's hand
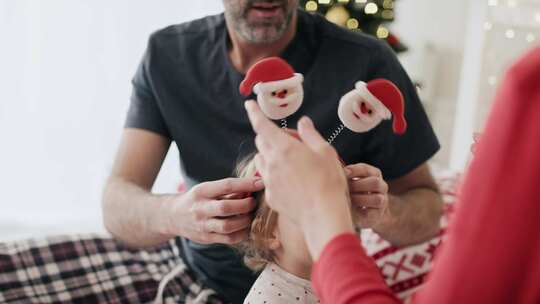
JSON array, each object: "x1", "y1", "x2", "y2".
[
  {"x1": 346, "y1": 163, "x2": 390, "y2": 229},
  {"x1": 102, "y1": 129, "x2": 265, "y2": 248},
  {"x1": 162, "y1": 177, "x2": 264, "y2": 245}
]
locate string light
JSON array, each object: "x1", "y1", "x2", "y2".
[
  {"x1": 376, "y1": 26, "x2": 390, "y2": 38},
  {"x1": 365, "y1": 2, "x2": 379, "y2": 14},
  {"x1": 505, "y1": 29, "x2": 515, "y2": 38},
  {"x1": 382, "y1": 0, "x2": 394, "y2": 9},
  {"x1": 382, "y1": 9, "x2": 394, "y2": 19},
  {"x1": 325, "y1": 5, "x2": 350, "y2": 26},
  {"x1": 305, "y1": 0, "x2": 318, "y2": 11},
  {"x1": 301, "y1": 0, "x2": 403, "y2": 52},
  {"x1": 347, "y1": 18, "x2": 360, "y2": 29},
  {"x1": 483, "y1": 1, "x2": 536, "y2": 97}
]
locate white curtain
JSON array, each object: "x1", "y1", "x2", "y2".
[{"x1": 0, "y1": 0, "x2": 223, "y2": 241}]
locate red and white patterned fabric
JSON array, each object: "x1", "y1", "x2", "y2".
[{"x1": 360, "y1": 170, "x2": 460, "y2": 301}]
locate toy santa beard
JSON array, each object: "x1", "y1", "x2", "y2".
[{"x1": 240, "y1": 57, "x2": 304, "y2": 120}]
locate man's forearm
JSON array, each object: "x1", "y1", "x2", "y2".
[
  {"x1": 102, "y1": 177, "x2": 176, "y2": 249},
  {"x1": 373, "y1": 187, "x2": 443, "y2": 246}
]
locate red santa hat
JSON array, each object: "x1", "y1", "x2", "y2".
[
  {"x1": 357, "y1": 79, "x2": 408, "y2": 134},
  {"x1": 240, "y1": 57, "x2": 302, "y2": 96}
]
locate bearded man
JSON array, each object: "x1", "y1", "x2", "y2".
[{"x1": 1, "y1": 1, "x2": 442, "y2": 303}]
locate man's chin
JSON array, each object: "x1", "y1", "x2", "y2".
[
  {"x1": 242, "y1": 28, "x2": 285, "y2": 44},
  {"x1": 246, "y1": 19, "x2": 285, "y2": 32}
]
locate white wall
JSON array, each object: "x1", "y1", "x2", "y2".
[
  {"x1": 450, "y1": 0, "x2": 540, "y2": 170},
  {"x1": 0, "y1": 0, "x2": 224, "y2": 241},
  {"x1": 391, "y1": 0, "x2": 470, "y2": 167}
]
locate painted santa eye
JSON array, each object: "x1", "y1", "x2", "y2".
[
  {"x1": 283, "y1": 89, "x2": 288, "y2": 94},
  {"x1": 271, "y1": 92, "x2": 276, "y2": 96}
]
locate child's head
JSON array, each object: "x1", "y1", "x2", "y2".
[{"x1": 235, "y1": 155, "x2": 312, "y2": 273}]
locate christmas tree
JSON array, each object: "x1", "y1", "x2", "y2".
[{"x1": 299, "y1": 0, "x2": 407, "y2": 53}]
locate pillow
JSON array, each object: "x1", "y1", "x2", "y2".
[{"x1": 360, "y1": 169, "x2": 460, "y2": 301}]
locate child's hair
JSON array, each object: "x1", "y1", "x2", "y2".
[{"x1": 234, "y1": 155, "x2": 279, "y2": 271}]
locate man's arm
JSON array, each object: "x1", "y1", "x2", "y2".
[
  {"x1": 102, "y1": 129, "x2": 263, "y2": 249},
  {"x1": 374, "y1": 163, "x2": 443, "y2": 246},
  {"x1": 348, "y1": 162, "x2": 443, "y2": 247},
  {"x1": 102, "y1": 128, "x2": 176, "y2": 248}
]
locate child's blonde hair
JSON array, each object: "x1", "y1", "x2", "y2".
[{"x1": 234, "y1": 155, "x2": 279, "y2": 271}]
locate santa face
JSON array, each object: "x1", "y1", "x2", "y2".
[
  {"x1": 338, "y1": 82, "x2": 391, "y2": 133},
  {"x1": 253, "y1": 73, "x2": 304, "y2": 120}
]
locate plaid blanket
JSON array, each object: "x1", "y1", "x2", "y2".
[
  {"x1": 0, "y1": 171, "x2": 460, "y2": 304},
  {"x1": 0, "y1": 235, "x2": 225, "y2": 304}
]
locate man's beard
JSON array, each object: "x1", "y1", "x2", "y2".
[{"x1": 226, "y1": 0, "x2": 295, "y2": 44}]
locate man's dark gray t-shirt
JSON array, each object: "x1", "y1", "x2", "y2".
[{"x1": 125, "y1": 10, "x2": 439, "y2": 303}]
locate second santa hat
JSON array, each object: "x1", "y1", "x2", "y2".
[{"x1": 359, "y1": 79, "x2": 407, "y2": 134}]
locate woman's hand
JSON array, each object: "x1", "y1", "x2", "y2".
[{"x1": 244, "y1": 100, "x2": 355, "y2": 259}]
